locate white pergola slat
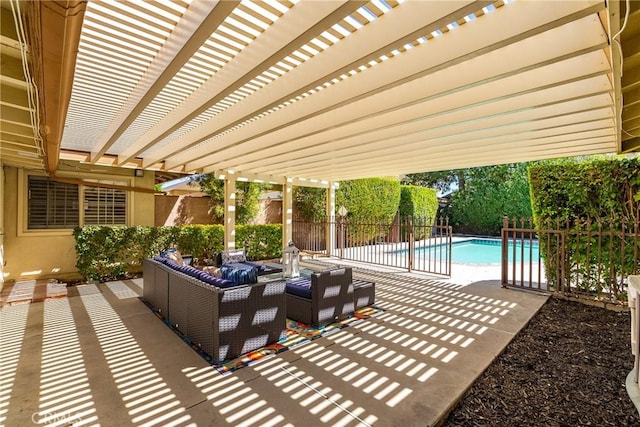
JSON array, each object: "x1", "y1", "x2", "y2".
[
  {"x1": 183, "y1": 2, "x2": 611, "y2": 178},
  {"x1": 194, "y1": 47, "x2": 610, "y2": 175},
  {"x1": 125, "y1": 1, "x2": 364, "y2": 166},
  {"x1": 49, "y1": 0, "x2": 621, "y2": 183},
  {"x1": 148, "y1": 0, "x2": 484, "y2": 168}
]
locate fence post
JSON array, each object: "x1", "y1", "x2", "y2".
[
  {"x1": 446, "y1": 217, "x2": 452, "y2": 276},
  {"x1": 408, "y1": 216, "x2": 414, "y2": 272},
  {"x1": 339, "y1": 215, "x2": 345, "y2": 259},
  {"x1": 501, "y1": 216, "x2": 509, "y2": 288}
]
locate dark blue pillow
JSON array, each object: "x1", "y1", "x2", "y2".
[{"x1": 286, "y1": 278, "x2": 312, "y2": 299}]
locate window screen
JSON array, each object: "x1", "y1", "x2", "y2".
[{"x1": 28, "y1": 176, "x2": 79, "y2": 229}]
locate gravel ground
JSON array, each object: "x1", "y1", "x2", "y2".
[{"x1": 442, "y1": 297, "x2": 639, "y2": 426}]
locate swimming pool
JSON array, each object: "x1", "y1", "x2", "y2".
[{"x1": 413, "y1": 238, "x2": 540, "y2": 264}]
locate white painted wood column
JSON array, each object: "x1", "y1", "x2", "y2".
[
  {"x1": 326, "y1": 183, "x2": 336, "y2": 256},
  {"x1": 282, "y1": 177, "x2": 294, "y2": 248},
  {"x1": 224, "y1": 177, "x2": 236, "y2": 250}
]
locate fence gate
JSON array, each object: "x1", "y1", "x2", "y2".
[
  {"x1": 501, "y1": 217, "x2": 549, "y2": 293},
  {"x1": 292, "y1": 215, "x2": 452, "y2": 277}
]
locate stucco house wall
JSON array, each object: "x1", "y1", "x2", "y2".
[
  {"x1": 2, "y1": 163, "x2": 155, "y2": 283},
  {"x1": 155, "y1": 195, "x2": 283, "y2": 226},
  {"x1": 155, "y1": 195, "x2": 214, "y2": 226}
]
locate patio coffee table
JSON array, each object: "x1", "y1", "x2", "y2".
[{"x1": 257, "y1": 266, "x2": 316, "y2": 283}]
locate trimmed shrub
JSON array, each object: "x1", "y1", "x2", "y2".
[
  {"x1": 74, "y1": 224, "x2": 282, "y2": 281},
  {"x1": 236, "y1": 224, "x2": 283, "y2": 260},
  {"x1": 336, "y1": 177, "x2": 401, "y2": 245},
  {"x1": 528, "y1": 156, "x2": 640, "y2": 222},
  {"x1": 399, "y1": 185, "x2": 438, "y2": 239}
]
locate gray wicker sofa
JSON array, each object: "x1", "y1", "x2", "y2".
[
  {"x1": 285, "y1": 267, "x2": 355, "y2": 327},
  {"x1": 143, "y1": 257, "x2": 287, "y2": 362}
]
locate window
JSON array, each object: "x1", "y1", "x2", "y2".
[
  {"x1": 28, "y1": 176, "x2": 79, "y2": 229},
  {"x1": 27, "y1": 176, "x2": 128, "y2": 230},
  {"x1": 83, "y1": 184, "x2": 127, "y2": 225}
]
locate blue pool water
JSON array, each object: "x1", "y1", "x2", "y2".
[{"x1": 415, "y1": 238, "x2": 540, "y2": 264}]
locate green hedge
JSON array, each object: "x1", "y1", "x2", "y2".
[
  {"x1": 336, "y1": 177, "x2": 401, "y2": 245},
  {"x1": 529, "y1": 157, "x2": 640, "y2": 221},
  {"x1": 74, "y1": 224, "x2": 283, "y2": 281},
  {"x1": 235, "y1": 224, "x2": 283, "y2": 260},
  {"x1": 528, "y1": 156, "x2": 640, "y2": 299},
  {"x1": 399, "y1": 185, "x2": 438, "y2": 240}
]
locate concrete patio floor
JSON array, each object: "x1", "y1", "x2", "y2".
[{"x1": 0, "y1": 262, "x2": 548, "y2": 426}]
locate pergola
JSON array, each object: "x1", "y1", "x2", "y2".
[{"x1": 1, "y1": 0, "x2": 639, "y2": 249}]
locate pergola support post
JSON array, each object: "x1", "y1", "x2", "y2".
[
  {"x1": 326, "y1": 183, "x2": 336, "y2": 256},
  {"x1": 282, "y1": 177, "x2": 294, "y2": 249},
  {"x1": 224, "y1": 177, "x2": 236, "y2": 250}
]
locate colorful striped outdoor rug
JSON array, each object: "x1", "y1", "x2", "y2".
[
  {"x1": 212, "y1": 305, "x2": 384, "y2": 375},
  {"x1": 139, "y1": 298, "x2": 383, "y2": 375}
]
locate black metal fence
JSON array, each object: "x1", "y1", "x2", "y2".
[
  {"x1": 292, "y1": 215, "x2": 452, "y2": 277},
  {"x1": 502, "y1": 216, "x2": 640, "y2": 304}
]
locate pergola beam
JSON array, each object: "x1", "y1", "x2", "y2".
[{"x1": 90, "y1": 0, "x2": 236, "y2": 162}]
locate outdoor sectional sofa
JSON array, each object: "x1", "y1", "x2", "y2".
[
  {"x1": 143, "y1": 257, "x2": 287, "y2": 362},
  {"x1": 285, "y1": 267, "x2": 356, "y2": 327}
]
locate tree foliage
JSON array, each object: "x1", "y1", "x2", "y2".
[
  {"x1": 411, "y1": 164, "x2": 533, "y2": 235},
  {"x1": 450, "y1": 164, "x2": 532, "y2": 235},
  {"x1": 195, "y1": 174, "x2": 270, "y2": 224},
  {"x1": 293, "y1": 186, "x2": 326, "y2": 219},
  {"x1": 403, "y1": 170, "x2": 467, "y2": 193}
]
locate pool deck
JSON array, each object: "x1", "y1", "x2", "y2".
[{"x1": 0, "y1": 260, "x2": 548, "y2": 426}]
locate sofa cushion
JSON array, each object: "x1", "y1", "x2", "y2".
[
  {"x1": 197, "y1": 271, "x2": 236, "y2": 288},
  {"x1": 179, "y1": 265, "x2": 201, "y2": 277},
  {"x1": 286, "y1": 278, "x2": 312, "y2": 299},
  {"x1": 221, "y1": 263, "x2": 258, "y2": 285}
]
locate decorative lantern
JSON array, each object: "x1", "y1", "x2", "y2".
[{"x1": 282, "y1": 240, "x2": 300, "y2": 278}]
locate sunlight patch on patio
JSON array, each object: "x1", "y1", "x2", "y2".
[
  {"x1": 36, "y1": 299, "x2": 97, "y2": 426},
  {"x1": 0, "y1": 304, "x2": 28, "y2": 425},
  {"x1": 183, "y1": 365, "x2": 286, "y2": 426},
  {"x1": 80, "y1": 292, "x2": 192, "y2": 426}
]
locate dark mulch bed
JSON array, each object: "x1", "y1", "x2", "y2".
[{"x1": 443, "y1": 297, "x2": 639, "y2": 426}]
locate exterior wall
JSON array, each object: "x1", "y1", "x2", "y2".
[
  {"x1": 2, "y1": 164, "x2": 155, "y2": 282},
  {"x1": 154, "y1": 195, "x2": 283, "y2": 226},
  {"x1": 155, "y1": 195, "x2": 214, "y2": 226},
  {"x1": 252, "y1": 198, "x2": 282, "y2": 224}
]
